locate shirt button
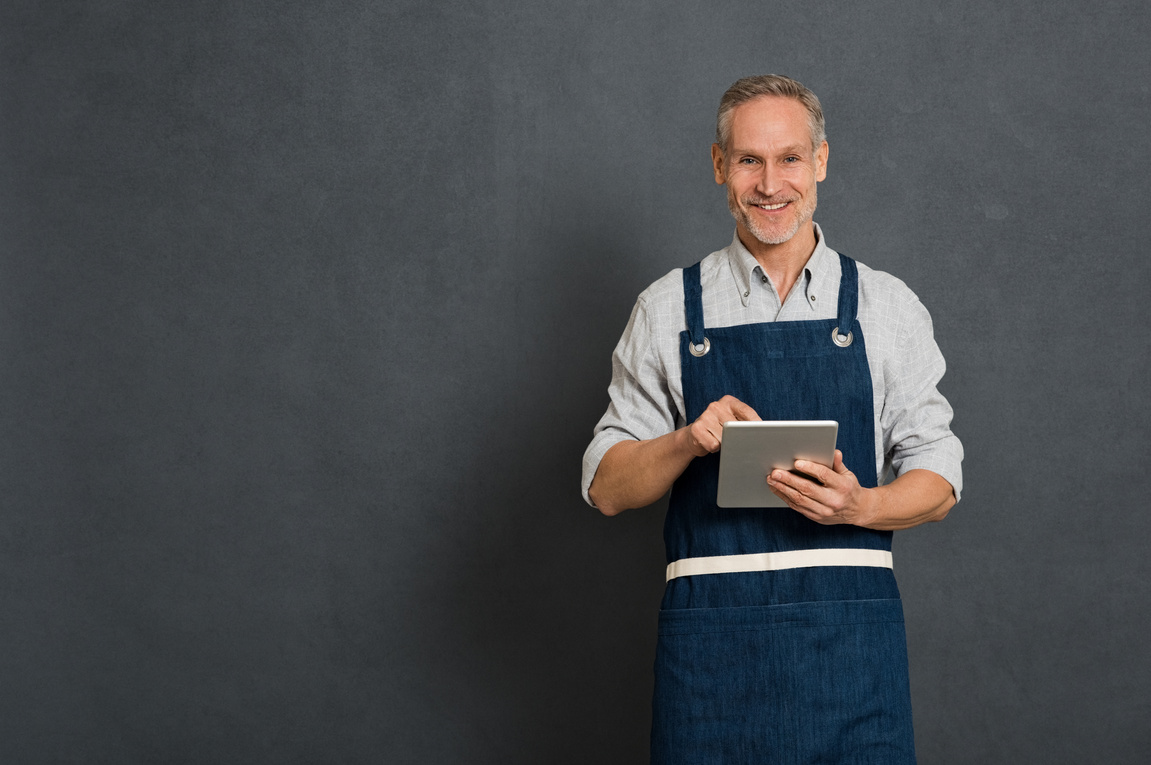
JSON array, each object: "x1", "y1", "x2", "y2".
[
  {"x1": 761, "y1": 276, "x2": 768, "y2": 284},
  {"x1": 810, "y1": 295, "x2": 816, "y2": 301},
  {"x1": 744, "y1": 291, "x2": 750, "y2": 298}
]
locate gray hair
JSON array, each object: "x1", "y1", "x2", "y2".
[{"x1": 715, "y1": 74, "x2": 826, "y2": 153}]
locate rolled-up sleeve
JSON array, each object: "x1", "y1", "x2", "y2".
[
  {"x1": 581, "y1": 295, "x2": 678, "y2": 506},
  {"x1": 880, "y1": 297, "x2": 964, "y2": 501}
]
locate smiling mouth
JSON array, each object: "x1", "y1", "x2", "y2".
[{"x1": 751, "y1": 201, "x2": 790, "y2": 211}]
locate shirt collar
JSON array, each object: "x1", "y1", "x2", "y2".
[{"x1": 725, "y1": 223, "x2": 837, "y2": 310}]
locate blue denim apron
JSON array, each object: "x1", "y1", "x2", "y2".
[{"x1": 650, "y1": 254, "x2": 916, "y2": 764}]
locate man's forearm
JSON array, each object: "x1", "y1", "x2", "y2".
[
  {"x1": 588, "y1": 430, "x2": 697, "y2": 516},
  {"x1": 862, "y1": 469, "x2": 956, "y2": 530}
]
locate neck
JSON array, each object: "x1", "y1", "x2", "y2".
[{"x1": 737, "y1": 222, "x2": 818, "y2": 301}]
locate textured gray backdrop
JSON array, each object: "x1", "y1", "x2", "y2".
[{"x1": 2, "y1": 0, "x2": 1148, "y2": 763}]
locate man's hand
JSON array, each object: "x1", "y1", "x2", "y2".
[
  {"x1": 589, "y1": 395, "x2": 760, "y2": 515},
  {"x1": 766, "y1": 452, "x2": 956, "y2": 530},
  {"x1": 685, "y1": 395, "x2": 761, "y2": 456},
  {"x1": 766, "y1": 449, "x2": 878, "y2": 526}
]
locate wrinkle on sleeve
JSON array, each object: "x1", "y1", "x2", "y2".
[
  {"x1": 880, "y1": 297, "x2": 965, "y2": 501},
  {"x1": 581, "y1": 296, "x2": 677, "y2": 506}
]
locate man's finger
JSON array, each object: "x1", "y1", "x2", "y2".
[
  {"x1": 707, "y1": 422, "x2": 724, "y2": 451},
  {"x1": 731, "y1": 400, "x2": 761, "y2": 422},
  {"x1": 697, "y1": 426, "x2": 720, "y2": 454},
  {"x1": 768, "y1": 474, "x2": 819, "y2": 514},
  {"x1": 793, "y1": 460, "x2": 833, "y2": 485},
  {"x1": 770, "y1": 469, "x2": 810, "y2": 496}
]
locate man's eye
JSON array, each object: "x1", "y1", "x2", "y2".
[
  {"x1": 783, "y1": 156, "x2": 799, "y2": 163},
  {"x1": 739, "y1": 157, "x2": 757, "y2": 165}
]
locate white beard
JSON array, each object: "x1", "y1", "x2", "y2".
[{"x1": 728, "y1": 185, "x2": 818, "y2": 246}]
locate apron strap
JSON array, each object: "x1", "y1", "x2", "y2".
[
  {"x1": 833, "y1": 253, "x2": 860, "y2": 345},
  {"x1": 666, "y1": 548, "x2": 894, "y2": 581},
  {"x1": 682, "y1": 262, "x2": 706, "y2": 348},
  {"x1": 835, "y1": 253, "x2": 859, "y2": 343}
]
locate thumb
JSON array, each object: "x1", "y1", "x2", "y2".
[{"x1": 833, "y1": 449, "x2": 848, "y2": 473}]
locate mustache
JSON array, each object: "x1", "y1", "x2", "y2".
[{"x1": 741, "y1": 196, "x2": 796, "y2": 206}]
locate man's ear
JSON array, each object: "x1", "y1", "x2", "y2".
[
  {"x1": 815, "y1": 140, "x2": 829, "y2": 182},
  {"x1": 711, "y1": 143, "x2": 726, "y2": 185}
]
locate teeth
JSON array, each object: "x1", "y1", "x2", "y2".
[{"x1": 756, "y1": 202, "x2": 788, "y2": 210}]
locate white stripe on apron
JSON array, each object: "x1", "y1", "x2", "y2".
[{"x1": 665, "y1": 548, "x2": 893, "y2": 581}]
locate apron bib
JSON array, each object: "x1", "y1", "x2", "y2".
[{"x1": 650, "y1": 255, "x2": 916, "y2": 764}]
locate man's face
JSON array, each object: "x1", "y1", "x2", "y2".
[{"x1": 712, "y1": 96, "x2": 829, "y2": 248}]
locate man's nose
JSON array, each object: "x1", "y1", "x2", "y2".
[{"x1": 756, "y1": 164, "x2": 781, "y2": 196}]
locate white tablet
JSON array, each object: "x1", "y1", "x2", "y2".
[{"x1": 716, "y1": 421, "x2": 838, "y2": 508}]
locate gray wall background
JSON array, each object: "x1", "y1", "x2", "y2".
[{"x1": 3, "y1": 0, "x2": 1148, "y2": 762}]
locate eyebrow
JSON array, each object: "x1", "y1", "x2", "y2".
[{"x1": 730, "y1": 144, "x2": 811, "y2": 156}]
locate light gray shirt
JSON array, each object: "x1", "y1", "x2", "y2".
[{"x1": 581, "y1": 224, "x2": 964, "y2": 506}]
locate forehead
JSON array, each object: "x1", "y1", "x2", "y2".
[{"x1": 727, "y1": 96, "x2": 812, "y2": 151}]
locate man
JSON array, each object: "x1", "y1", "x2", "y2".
[{"x1": 581, "y1": 75, "x2": 963, "y2": 763}]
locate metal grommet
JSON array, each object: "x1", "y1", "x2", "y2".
[
  {"x1": 688, "y1": 337, "x2": 710, "y2": 357},
  {"x1": 831, "y1": 327, "x2": 853, "y2": 347}
]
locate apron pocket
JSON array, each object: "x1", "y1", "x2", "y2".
[{"x1": 652, "y1": 599, "x2": 915, "y2": 765}]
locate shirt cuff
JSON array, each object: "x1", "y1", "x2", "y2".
[
  {"x1": 581, "y1": 429, "x2": 636, "y2": 507},
  {"x1": 890, "y1": 437, "x2": 964, "y2": 503}
]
